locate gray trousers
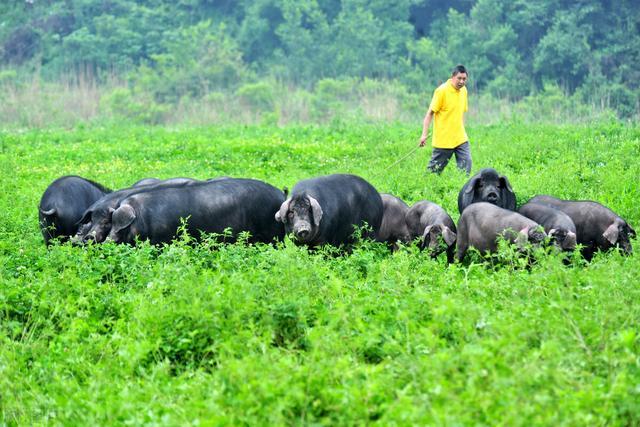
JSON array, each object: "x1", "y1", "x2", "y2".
[{"x1": 427, "y1": 141, "x2": 472, "y2": 174}]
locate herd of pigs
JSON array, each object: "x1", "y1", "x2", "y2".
[{"x1": 38, "y1": 168, "x2": 636, "y2": 262}]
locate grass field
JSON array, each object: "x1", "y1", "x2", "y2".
[{"x1": 1, "y1": 122, "x2": 639, "y2": 425}]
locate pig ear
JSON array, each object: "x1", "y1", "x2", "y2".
[
  {"x1": 464, "y1": 176, "x2": 480, "y2": 194},
  {"x1": 40, "y1": 208, "x2": 56, "y2": 217},
  {"x1": 308, "y1": 196, "x2": 323, "y2": 227},
  {"x1": 499, "y1": 176, "x2": 513, "y2": 192},
  {"x1": 603, "y1": 223, "x2": 619, "y2": 245},
  {"x1": 422, "y1": 225, "x2": 433, "y2": 239},
  {"x1": 459, "y1": 177, "x2": 480, "y2": 213},
  {"x1": 75, "y1": 209, "x2": 93, "y2": 226},
  {"x1": 442, "y1": 226, "x2": 457, "y2": 246},
  {"x1": 275, "y1": 199, "x2": 291, "y2": 223},
  {"x1": 111, "y1": 205, "x2": 136, "y2": 234},
  {"x1": 420, "y1": 225, "x2": 433, "y2": 249},
  {"x1": 500, "y1": 176, "x2": 517, "y2": 210}
]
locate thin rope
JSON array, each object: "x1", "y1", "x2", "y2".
[{"x1": 368, "y1": 136, "x2": 429, "y2": 180}]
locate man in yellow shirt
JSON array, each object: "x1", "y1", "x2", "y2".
[{"x1": 419, "y1": 65, "x2": 471, "y2": 174}]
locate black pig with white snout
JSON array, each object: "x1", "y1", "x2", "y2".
[{"x1": 275, "y1": 174, "x2": 383, "y2": 248}]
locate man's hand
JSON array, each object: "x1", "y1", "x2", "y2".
[{"x1": 419, "y1": 109, "x2": 434, "y2": 147}]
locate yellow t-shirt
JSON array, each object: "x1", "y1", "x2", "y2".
[{"x1": 429, "y1": 79, "x2": 468, "y2": 149}]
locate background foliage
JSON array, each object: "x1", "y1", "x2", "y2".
[{"x1": 1, "y1": 0, "x2": 639, "y2": 124}]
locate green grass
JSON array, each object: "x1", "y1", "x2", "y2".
[{"x1": 1, "y1": 122, "x2": 639, "y2": 425}]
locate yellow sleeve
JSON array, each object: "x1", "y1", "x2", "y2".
[
  {"x1": 464, "y1": 88, "x2": 468, "y2": 112},
  {"x1": 429, "y1": 88, "x2": 443, "y2": 113}
]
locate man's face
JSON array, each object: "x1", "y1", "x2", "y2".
[{"x1": 452, "y1": 72, "x2": 467, "y2": 90}]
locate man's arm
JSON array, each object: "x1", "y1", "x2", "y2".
[{"x1": 419, "y1": 109, "x2": 434, "y2": 147}]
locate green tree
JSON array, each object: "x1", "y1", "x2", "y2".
[
  {"x1": 237, "y1": 0, "x2": 284, "y2": 66},
  {"x1": 467, "y1": 0, "x2": 525, "y2": 98},
  {"x1": 135, "y1": 21, "x2": 248, "y2": 103},
  {"x1": 409, "y1": 0, "x2": 475, "y2": 37},
  {"x1": 1, "y1": 0, "x2": 640, "y2": 118},
  {"x1": 404, "y1": 37, "x2": 451, "y2": 89},
  {"x1": 43, "y1": 1, "x2": 173, "y2": 75},
  {"x1": 534, "y1": 11, "x2": 591, "y2": 91},
  {"x1": 329, "y1": 2, "x2": 386, "y2": 78},
  {"x1": 274, "y1": 0, "x2": 332, "y2": 83}
]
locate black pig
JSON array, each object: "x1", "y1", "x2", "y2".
[
  {"x1": 74, "y1": 177, "x2": 198, "y2": 244},
  {"x1": 518, "y1": 202, "x2": 577, "y2": 251},
  {"x1": 275, "y1": 174, "x2": 383, "y2": 248},
  {"x1": 458, "y1": 168, "x2": 516, "y2": 213},
  {"x1": 108, "y1": 178, "x2": 285, "y2": 245},
  {"x1": 456, "y1": 202, "x2": 546, "y2": 262},
  {"x1": 528, "y1": 195, "x2": 635, "y2": 260},
  {"x1": 405, "y1": 200, "x2": 457, "y2": 262},
  {"x1": 39, "y1": 175, "x2": 111, "y2": 245}
]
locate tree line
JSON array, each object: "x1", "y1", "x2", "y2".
[{"x1": 1, "y1": 0, "x2": 639, "y2": 118}]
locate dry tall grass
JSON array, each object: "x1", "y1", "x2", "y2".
[
  {"x1": 0, "y1": 71, "x2": 622, "y2": 129},
  {"x1": 0, "y1": 70, "x2": 126, "y2": 128}
]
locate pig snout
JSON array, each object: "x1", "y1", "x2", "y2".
[
  {"x1": 529, "y1": 229, "x2": 547, "y2": 245},
  {"x1": 485, "y1": 191, "x2": 499, "y2": 203},
  {"x1": 550, "y1": 229, "x2": 576, "y2": 251},
  {"x1": 296, "y1": 228, "x2": 310, "y2": 240},
  {"x1": 292, "y1": 220, "x2": 314, "y2": 241}
]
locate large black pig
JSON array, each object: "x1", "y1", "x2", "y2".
[
  {"x1": 74, "y1": 177, "x2": 198, "y2": 244},
  {"x1": 39, "y1": 175, "x2": 111, "y2": 245},
  {"x1": 275, "y1": 174, "x2": 383, "y2": 247},
  {"x1": 518, "y1": 202, "x2": 577, "y2": 251},
  {"x1": 107, "y1": 178, "x2": 285, "y2": 245},
  {"x1": 458, "y1": 168, "x2": 516, "y2": 213},
  {"x1": 528, "y1": 195, "x2": 635, "y2": 260},
  {"x1": 456, "y1": 202, "x2": 547, "y2": 262},
  {"x1": 405, "y1": 200, "x2": 457, "y2": 262}
]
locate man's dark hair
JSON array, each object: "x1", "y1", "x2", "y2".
[{"x1": 452, "y1": 65, "x2": 467, "y2": 76}]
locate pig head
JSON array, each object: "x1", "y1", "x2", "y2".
[{"x1": 458, "y1": 168, "x2": 516, "y2": 213}]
